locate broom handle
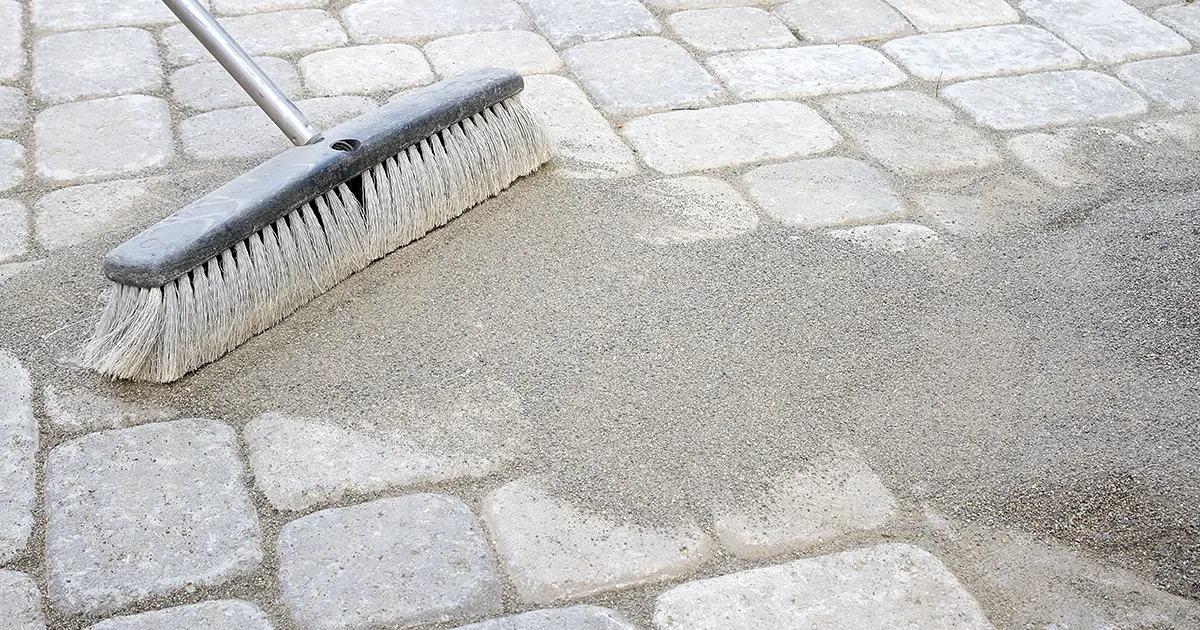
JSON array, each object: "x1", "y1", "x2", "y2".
[{"x1": 162, "y1": 0, "x2": 324, "y2": 146}]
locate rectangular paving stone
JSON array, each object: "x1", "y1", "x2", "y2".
[
  {"x1": 300, "y1": 44, "x2": 433, "y2": 96},
  {"x1": 0, "y1": 571, "x2": 43, "y2": 630},
  {"x1": 34, "y1": 96, "x2": 173, "y2": 183},
  {"x1": 668, "y1": 8, "x2": 797, "y2": 52},
  {"x1": 1155, "y1": 4, "x2": 1200, "y2": 42},
  {"x1": 883, "y1": 25, "x2": 1083, "y2": 82},
  {"x1": 631, "y1": 176, "x2": 759, "y2": 245},
  {"x1": 0, "y1": 1, "x2": 23, "y2": 83},
  {"x1": 44, "y1": 385, "x2": 177, "y2": 434},
  {"x1": 34, "y1": 179, "x2": 159, "y2": 250},
  {"x1": 453, "y1": 606, "x2": 636, "y2": 630},
  {"x1": 942, "y1": 70, "x2": 1148, "y2": 130},
  {"x1": 1021, "y1": 0, "x2": 1191, "y2": 64},
  {"x1": 881, "y1": 0, "x2": 1018, "y2": 32},
  {"x1": 621, "y1": 101, "x2": 840, "y2": 174},
  {"x1": 1118, "y1": 54, "x2": 1200, "y2": 111},
  {"x1": 0, "y1": 199, "x2": 27, "y2": 261},
  {"x1": 743, "y1": 157, "x2": 904, "y2": 227},
  {"x1": 518, "y1": 0, "x2": 661, "y2": 47},
  {"x1": 0, "y1": 86, "x2": 25, "y2": 135},
  {"x1": 33, "y1": 28, "x2": 162, "y2": 103},
  {"x1": 425, "y1": 32, "x2": 563, "y2": 76},
  {"x1": 708, "y1": 46, "x2": 906, "y2": 100},
  {"x1": 0, "y1": 353, "x2": 35, "y2": 566},
  {"x1": 85, "y1": 601, "x2": 273, "y2": 630},
  {"x1": 563, "y1": 37, "x2": 723, "y2": 116},
  {"x1": 181, "y1": 96, "x2": 376, "y2": 160},
  {"x1": 0, "y1": 139, "x2": 22, "y2": 192},
  {"x1": 214, "y1": 0, "x2": 324, "y2": 15},
  {"x1": 1007, "y1": 131, "x2": 1099, "y2": 188},
  {"x1": 774, "y1": 0, "x2": 914, "y2": 44},
  {"x1": 31, "y1": 0, "x2": 204, "y2": 30},
  {"x1": 520, "y1": 74, "x2": 638, "y2": 178},
  {"x1": 163, "y1": 9, "x2": 348, "y2": 65},
  {"x1": 171, "y1": 57, "x2": 299, "y2": 112},
  {"x1": 342, "y1": 0, "x2": 529, "y2": 44}
]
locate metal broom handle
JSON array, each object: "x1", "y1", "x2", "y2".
[{"x1": 162, "y1": 0, "x2": 324, "y2": 146}]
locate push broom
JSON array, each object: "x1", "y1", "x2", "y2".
[{"x1": 81, "y1": 0, "x2": 552, "y2": 382}]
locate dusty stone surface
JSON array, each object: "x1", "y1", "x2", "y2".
[
  {"x1": 520, "y1": 74, "x2": 638, "y2": 178},
  {"x1": 0, "y1": 199, "x2": 26, "y2": 261},
  {"x1": 0, "y1": 352, "x2": 35, "y2": 566},
  {"x1": 564, "y1": 37, "x2": 723, "y2": 116},
  {"x1": 34, "y1": 96, "x2": 172, "y2": 183},
  {"x1": 0, "y1": 87, "x2": 25, "y2": 135},
  {"x1": 826, "y1": 223, "x2": 941, "y2": 253},
  {"x1": 668, "y1": 8, "x2": 797, "y2": 52},
  {"x1": 518, "y1": 0, "x2": 661, "y2": 47},
  {"x1": 0, "y1": 139, "x2": 21, "y2": 192},
  {"x1": 30, "y1": 0, "x2": 188, "y2": 30},
  {"x1": 621, "y1": 101, "x2": 840, "y2": 174},
  {"x1": 278, "y1": 494, "x2": 501, "y2": 630},
  {"x1": 424, "y1": 32, "x2": 562, "y2": 76},
  {"x1": 170, "y1": 57, "x2": 299, "y2": 112},
  {"x1": 214, "y1": 0, "x2": 323, "y2": 15},
  {"x1": 774, "y1": 0, "x2": 913, "y2": 44},
  {"x1": 0, "y1": 2, "x2": 23, "y2": 83},
  {"x1": 1021, "y1": 0, "x2": 1191, "y2": 64},
  {"x1": 911, "y1": 175, "x2": 1052, "y2": 235},
  {"x1": 882, "y1": 25, "x2": 1084, "y2": 82},
  {"x1": 300, "y1": 44, "x2": 433, "y2": 96},
  {"x1": 453, "y1": 606, "x2": 637, "y2": 630},
  {"x1": 943, "y1": 70, "x2": 1147, "y2": 131},
  {"x1": 1156, "y1": 4, "x2": 1200, "y2": 42},
  {"x1": 43, "y1": 385, "x2": 177, "y2": 434},
  {"x1": 84, "y1": 600, "x2": 273, "y2": 630},
  {"x1": 44, "y1": 419, "x2": 262, "y2": 615},
  {"x1": 743, "y1": 157, "x2": 904, "y2": 227},
  {"x1": 34, "y1": 179, "x2": 158, "y2": 250},
  {"x1": 32, "y1": 28, "x2": 162, "y2": 103},
  {"x1": 342, "y1": 0, "x2": 529, "y2": 44},
  {"x1": 708, "y1": 46, "x2": 906, "y2": 100},
  {"x1": 482, "y1": 477, "x2": 714, "y2": 604},
  {"x1": 881, "y1": 0, "x2": 1019, "y2": 32},
  {"x1": 630, "y1": 176, "x2": 759, "y2": 245},
  {"x1": 0, "y1": 570, "x2": 43, "y2": 630},
  {"x1": 180, "y1": 96, "x2": 376, "y2": 160},
  {"x1": 0, "y1": 261, "x2": 41, "y2": 286},
  {"x1": 163, "y1": 9, "x2": 348, "y2": 65},
  {"x1": 645, "y1": 0, "x2": 783, "y2": 7},
  {"x1": 1118, "y1": 54, "x2": 1200, "y2": 111},
  {"x1": 1008, "y1": 131, "x2": 1101, "y2": 188}
]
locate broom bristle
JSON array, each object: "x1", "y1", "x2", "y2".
[{"x1": 81, "y1": 96, "x2": 552, "y2": 382}]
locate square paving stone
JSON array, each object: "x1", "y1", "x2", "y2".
[
  {"x1": 774, "y1": 0, "x2": 913, "y2": 44},
  {"x1": 171, "y1": 57, "x2": 299, "y2": 112},
  {"x1": 520, "y1": 74, "x2": 638, "y2": 178},
  {"x1": 1156, "y1": 4, "x2": 1200, "y2": 42},
  {"x1": 0, "y1": 1, "x2": 23, "y2": 83},
  {"x1": 277, "y1": 494, "x2": 501, "y2": 630},
  {"x1": 180, "y1": 96, "x2": 376, "y2": 160},
  {"x1": 1118, "y1": 54, "x2": 1200, "y2": 111},
  {"x1": 942, "y1": 70, "x2": 1147, "y2": 130},
  {"x1": 668, "y1": 8, "x2": 797, "y2": 52},
  {"x1": 0, "y1": 199, "x2": 27, "y2": 261},
  {"x1": 34, "y1": 96, "x2": 172, "y2": 183},
  {"x1": 342, "y1": 0, "x2": 529, "y2": 44},
  {"x1": 33, "y1": 28, "x2": 162, "y2": 103},
  {"x1": 34, "y1": 179, "x2": 158, "y2": 250},
  {"x1": 1007, "y1": 131, "x2": 1100, "y2": 188},
  {"x1": 300, "y1": 44, "x2": 433, "y2": 96},
  {"x1": 31, "y1": 0, "x2": 196, "y2": 30},
  {"x1": 883, "y1": 25, "x2": 1083, "y2": 82},
  {"x1": 743, "y1": 157, "x2": 904, "y2": 227},
  {"x1": 621, "y1": 100, "x2": 841, "y2": 174},
  {"x1": 44, "y1": 385, "x2": 177, "y2": 435},
  {"x1": 564, "y1": 37, "x2": 723, "y2": 116},
  {"x1": 519, "y1": 0, "x2": 661, "y2": 47},
  {"x1": 881, "y1": 0, "x2": 1018, "y2": 32},
  {"x1": 453, "y1": 605, "x2": 636, "y2": 630},
  {"x1": 163, "y1": 9, "x2": 348, "y2": 65},
  {"x1": 0, "y1": 570, "x2": 43, "y2": 630},
  {"x1": 707, "y1": 46, "x2": 906, "y2": 100},
  {"x1": 84, "y1": 600, "x2": 272, "y2": 630},
  {"x1": 1021, "y1": 0, "x2": 1191, "y2": 64},
  {"x1": 0, "y1": 86, "x2": 26, "y2": 135},
  {"x1": 44, "y1": 419, "x2": 262, "y2": 615},
  {"x1": 0, "y1": 139, "x2": 23, "y2": 192},
  {"x1": 0, "y1": 352, "x2": 36, "y2": 565},
  {"x1": 425, "y1": 32, "x2": 562, "y2": 76}
]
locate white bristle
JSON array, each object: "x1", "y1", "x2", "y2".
[{"x1": 82, "y1": 96, "x2": 552, "y2": 382}]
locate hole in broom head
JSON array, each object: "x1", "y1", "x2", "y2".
[{"x1": 330, "y1": 138, "x2": 362, "y2": 153}]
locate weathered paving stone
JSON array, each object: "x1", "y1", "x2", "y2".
[
  {"x1": 1134, "y1": 112, "x2": 1200, "y2": 149},
  {"x1": 45, "y1": 419, "x2": 262, "y2": 615},
  {"x1": 880, "y1": 0, "x2": 1018, "y2": 32},
  {"x1": 34, "y1": 96, "x2": 172, "y2": 183},
  {"x1": 943, "y1": 70, "x2": 1148, "y2": 131},
  {"x1": 0, "y1": 199, "x2": 27, "y2": 261},
  {"x1": 823, "y1": 91, "x2": 1001, "y2": 176},
  {"x1": 653, "y1": 543, "x2": 994, "y2": 629},
  {"x1": 33, "y1": 28, "x2": 162, "y2": 103},
  {"x1": 35, "y1": 179, "x2": 158, "y2": 250},
  {"x1": 342, "y1": 0, "x2": 529, "y2": 44},
  {"x1": 744, "y1": 158, "x2": 904, "y2": 227},
  {"x1": 668, "y1": 8, "x2": 797, "y2": 52},
  {"x1": 426, "y1": 32, "x2": 562, "y2": 76},
  {"x1": 84, "y1": 600, "x2": 272, "y2": 630},
  {"x1": 645, "y1": 0, "x2": 781, "y2": 6},
  {"x1": 0, "y1": 352, "x2": 36, "y2": 566},
  {"x1": 163, "y1": 10, "x2": 348, "y2": 65},
  {"x1": 181, "y1": 96, "x2": 376, "y2": 160},
  {"x1": 171, "y1": 57, "x2": 299, "y2": 111},
  {"x1": 482, "y1": 477, "x2": 714, "y2": 604},
  {"x1": 1156, "y1": 4, "x2": 1200, "y2": 42},
  {"x1": 278, "y1": 494, "x2": 501, "y2": 630},
  {"x1": 912, "y1": 175, "x2": 1052, "y2": 235},
  {"x1": 31, "y1": 0, "x2": 193, "y2": 30},
  {"x1": 0, "y1": 87, "x2": 26, "y2": 135},
  {"x1": 300, "y1": 44, "x2": 433, "y2": 96},
  {"x1": 827, "y1": 223, "x2": 941, "y2": 253},
  {"x1": 520, "y1": 74, "x2": 638, "y2": 178},
  {"x1": 1021, "y1": 0, "x2": 1191, "y2": 64},
  {"x1": 713, "y1": 450, "x2": 899, "y2": 559},
  {"x1": 1118, "y1": 54, "x2": 1200, "y2": 111},
  {"x1": 519, "y1": 0, "x2": 661, "y2": 47},
  {"x1": 774, "y1": 0, "x2": 913, "y2": 44},
  {"x1": 44, "y1": 385, "x2": 177, "y2": 434},
  {"x1": 453, "y1": 606, "x2": 637, "y2": 630},
  {"x1": 621, "y1": 101, "x2": 840, "y2": 174},
  {"x1": 882, "y1": 25, "x2": 1083, "y2": 82},
  {"x1": 708, "y1": 46, "x2": 906, "y2": 100},
  {"x1": 1006, "y1": 129, "x2": 1112, "y2": 188},
  {"x1": 631, "y1": 177, "x2": 759, "y2": 245},
  {"x1": 564, "y1": 37, "x2": 723, "y2": 116},
  {"x1": 0, "y1": 139, "x2": 22, "y2": 192},
  {"x1": 0, "y1": 1, "x2": 24, "y2": 83},
  {"x1": 214, "y1": 0, "x2": 323, "y2": 16},
  {"x1": 0, "y1": 570, "x2": 43, "y2": 630}
]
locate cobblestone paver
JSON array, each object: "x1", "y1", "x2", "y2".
[
  {"x1": 31, "y1": 0, "x2": 181, "y2": 30},
  {"x1": 454, "y1": 606, "x2": 637, "y2": 630},
  {"x1": 341, "y1": 0, "x2": 528, "y2": 44},
  {"x1": 84, "y1": 600, "x2": 273, "y2": 630},
  {"x1": 1118, "y1": 54, "x2": 1200, "y2": 110},
  {"x1": 943, "y1": 70, "x2": 1147, "y2": 130},
  {"x1": 0, "y1": 352, "x2": 35, "y2": 566},
  {"x1": 0, "y1": 87, "x2": 25, "y2": 135},
  {"x1": 520, "y1": 74, "x2": 638, "y2": 178},
  {"x1": 708, "y1": 46, "x2": 906, "y2": 99},
  {"x1": 299, "y1": 44, "x2": 433, "y2": 96},
  {"x1": 34, "y1": 96, "x2": 172, "y2": 183},
  {"x1": 0, "y1": 200, "x2": 27, "y2": 261},
  {"x1": 564, "y1": 37, "x2": 722, "y2": 115},
  {"x1": 774, "y1": 0, "x2": 913, "y2": 43},
  {"x1": 34, "y1": 179, "x2": 158, "y2": 249},
  {"x1": 0, "y1": 139, "x2": 23, "y2": 192},
  {"x1": 163, "y1": 9, "x2": 348, "y2": 65},
  {"x1": 170, "y1": 57, "x2": 299, "y2": 111},
  {"x1": 744, "y1": 158, "x2": 904, "y2": 227},
  {"x1": 0, "y1": 570, "x2": 43, "y2": 630},
  {"x1": 1021, "y1": 0, "x2": 1191, "y2": 64},
  {"x1": 668, "y1": 8, "x2": 797, "y2": 52},
  {"x1": 180, "y1": 96, "x2": 376, "y2": 159},
  {"x1": 1156, "y1": 4, "x2": 1200, "y2": 42},
  {"x1": 424, "y1": 32, "x2": 562, "y2": 76},
  {"x1": 32, "y1": 28, "x2": 162, "y2": 103},
  {"x1": 883, "y1": 25, "x2": 1083, "y2": 81},
  {"x1": 882, "y1": 0, "x2": 1019, "y2": 32},
  {"x1": 519, "y1": 0, "x2": 661, "y2": 47},
  {"x1": 43, "y1": 385, "x2": 177, "y2": 434},
  {"x1": 0, "y1": 1, "x2": 23, "y2": 83}
]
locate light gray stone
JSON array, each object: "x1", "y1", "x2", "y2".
[
  {"x1": 654, "y1": 543, "x2": 995, "y2": 629},
  {"x1": 181, "y1": 96, "x2": 376, "y2": 160},
  {"x1": 44, "y1": 385, "x2": 177, "y2": 434},
  {"x1": 34, "y1": 96, "x2": 172, "y2": 183},
  {"x1": 823, "y1": 90, "x2": 1002, "y2": 176},
  {"x1": 0, "y1": 139, "x2": 22, "y2": 192},
  {"x1": 621, "y1": 101, "x2": 840, "y2": 174},
  {"x1": 482, "y1": 476, "x2": 714, "y2": 604},
  {"x1": 278, "y1": 494, "x2": 501, "y2": 630},
  {"x1": 300, "y1": 44, "x2": 433, "y2": 96},
  {"x1": 163, "y1": 10, "x2": 348, "y2": 65},
  {"x1": 171, "y1": 57, "x2": 299, "y2": 112},
  {"x1": 943, "y1": 70, "x2": 1148, "y2": 130},
  {"x1": 0, "y1": 352, "x2": 36, "y2": 566},
  {"x1": 453, "y1": 606, "x2": 636, "y2": 630},
  {"x1": 827, "y1": 223, "x2": 941, "y2": 252},
  {"x1": 0, "y1": 1, "x2": 23, "y2": 83},
  {"x1": 1006, "y1": 128, "x2": 1138, "y2": 188},
  {"x1": 1156, "y1": 4, "x2": 1200, "y2": 42},
  {"x1": 774, "y1": 0, "x2": 913, "y2": 43},
  {"x1": 708, "y1": 46, "x2": 906, "y2": 100},
  {"x1": 0, "y1": 87, "x2": 27, "y2": 135},
  {"x1": 564, "y1": 37, "x2": 723, "y2": 116},
  {"x1": 1134, "y1": 112, "x2": 1200, "y2": 149},
  {"x1": 1118, "y1": 54, "x2": 1200, "y2": 110},
  {"x1": 84, "y1": 600, "x2": 273, "y2": 630},
  {"x1": 35, "y1": 179, "x2": 158, "y2": 249},
  {"x1": 0, "y1": 571, "x2": 43, "y2": 630},
  {"x1": 668, "y1": 8, "x2": 797, "y2": 52},
  {"x1": 912, "y1": 177, "x2": 1053, "y2": 235},
  {"x1": 0, "y1": 199, "x2": 26, "y2": 261},
  {"x1": 425, "y1": 32, "x2": 562, "y2": 76},
  {"x1": 518, "y1": 0, "x2": 661, "y2": 47},
  {"x1": 520, "y1": 74, "x2": 638, "y2": 178},
  {"x1": 31, "y1": 0, "x2": 199, "y2": 30},
  {"x1": 33, "y1": 28, "x2": 162, "y2": 103},
  {"x1": 45, "y1": 419, "x2": 262, "y2": 615},
  {"x1": 1021, "y1": 0, "x2": 1191, "y2": 64},
  {"x1": 744, "y1": 158, "x2": 904, "y2": 227},
  {"x1": 0, "y1": 261, "x2": 42, "y2": 286},
  {"x1": 881, "y1": 0, "x2": 1018, "y2": 32},
  {"x1": 214, "y1": 0, "x2": 323, "y2": 15},
  {"x1": 341, "y1": 0, "x2": 529, "y2": 44},
  {"x1": 645, "y1": 0, "x2": 786, "y2": 7},
  {"x1": 883, "y1": 25, "x2": 1083, "y2": 82},
  {"x1": 631, "y1": 177, "x2": 759, "y2": 245}
]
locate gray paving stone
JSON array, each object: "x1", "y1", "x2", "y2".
[
  {"x1": 181, "y1": 96, "x2": 376, "y2": 160},
  {"x1": 883, "y1": 25, "x2": 1083, "y2": 82},
  {"x1": 341, "y1": 0, "x2": 529, "y2": 44},
  {"x1": 826, "y1": 223, "x2": 941, "y2": 253},
  {"x1": 482, "y1": 476, "x2": 714, "y2": 604},
  {"x1": 564, "y1": 37, "x2": 723, "y2": 116},
  {"x1": 34, "y1": 179, "x2": 158, "y2": 250},
  {"x1": 278, "y1": 494, "x2": 501, "y2": 630},
  {"x1": 881, "y1": 0, "x2": 1018, "y2": 32},
  {"x1": 31, "y1": 0, "x2": 196, "y2": 30},
  {"x1": 631, "y1": 176, "x2": 759, "y2": 245},
  {"x1": 425, "y1": 32, "x2": 562, "y2": 76},
  {"x1": 1118, "y1": 54, "x2": 1200, "y2": 111},
  {"x1": 33, "y1": 28, "x2": 162, "y2": 103},
  {"x1": 171, "y1": 57, "x2": 299, "y2": 112},
  {"x1": 0, "y1": 571, "x2": 43, "y2": 630},
  {"x1": 214, "y1": 0, "x2": 323, "y2": 15},
  {"x1": 0, "y1": 352, "x2": 36, "y2": 566},
  {"x1": 912, "y1": 176, "x2": 1053, "y2": 235},
  {"x1": 645, "y1": 0, "x2": 783, "y2": 7},
  {"x1": 943, "y1": 70, "x2": 1148, "y2": 130},
  {"x1": 0, "y1": 139, "x2": 22, "y2": 192},
  {"x1": 520, "y1": 74, "x2": 638, "y2": 178},
  {"x1": 163, "y1": 9, "x2": 348, "y2": 65},
  {"x1": 653, "y1": 543, "x2": 994, "y2": 629},
  {"x1": 0, "y1": 87, "x2": 28, "y2": 135},
  {"x1": 1021, "y1": 0, "x2": 1191, "y2": 64},
  {"x1": 774, "y1": 0, "x2": 913, "y2": 44},
  {"x1": 0, "y1": 199, "x2": 26, "y2": 261},
  {"x1": 668, "y1": 8, "x2": 797, "y2": 52},
  {"x1": 1006, "y1": 129, "x2": 1107, "y2": 188},
  {"x1": 34, "y1": 96, "x2": 172, "y2": 183},
  {"x1": 1134, "y1": 112, "x2": 1200, "y2": 149},
  {"x1": 708, "y1": 46, "x2": 906, "y2": 100},
  {"x1": 518, "y1": 0, "x2": 661, "y2": 47},
  {"x1": 453, "y1": 606, "x2": 636, "y2": 630},
  {"x1": 44, "y1": 385, "x2": 177, "y2": 434},
  {"x1": 621, "y1": 100, "x2": 840, "y2": 174},
  {"x1": 300, "y1": 44, "x2": 433, "y2": 96},
  {"x1": 1156, "y1": 4, "x2": 1200, "y2": 42},
  {"x1": 823, "y1": 90, "x2": 1002, "y2": 176},
  {"x1": 743, "y1": 158, "x2": 904, "y2": 227},
  {"x1": 0, "y1": 1, "x2": 23, "y2": 83},
  {"x1": 45, "y1": 419, "x2": 262, "y2": 615},
  {"x1": 84, "y1": 600, "x2": 272, "y2": 630}
]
